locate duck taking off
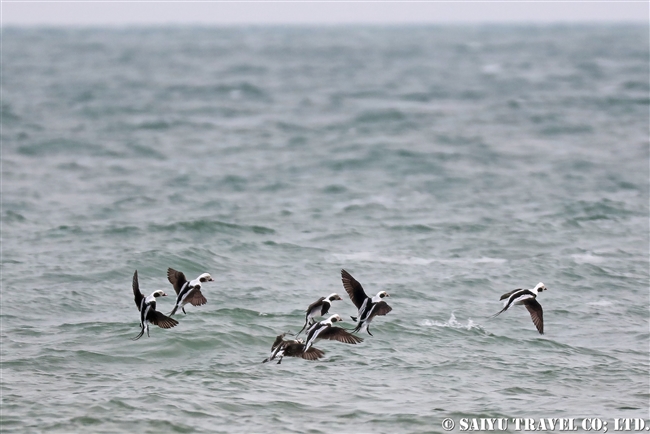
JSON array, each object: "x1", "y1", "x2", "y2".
[
  {"x1": 492, "y1": 282, "x2": 547, "y2": 334},
  {"x1": 131, "y1": 270, "x2": 178, "y2": 340},
  {"x1": 167, "y1": 268, "x2": 214, "y2": 316},
  {"x1": 341, "y1": 269, "x2": 392, "y2": 336}
]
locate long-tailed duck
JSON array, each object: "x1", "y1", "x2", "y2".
[
  {"x1": 131, "y1": 270, "x2": 178, "y2": 340},
  {"x1": 492, "y1": 282, "x2": 547, "y2": 334},
  {"x1": 167, "y1": 268, "x2": 214, "y2": 316},
  {"x1": 341, "y1": 269, "x2": 392, "y2": 336},
  {"x1": 262, "y1": 333, "x2": 325, "y2": 364},
  {"x1": 303, "y1": 314, "x2": 363, "y2": 352},
  {"x1": 295, "y1": 293, "x2": 343, "y2": 336}
]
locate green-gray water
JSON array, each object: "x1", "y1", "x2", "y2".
[{"x1": 2, "y1": 25, "x2": 649, "y2": 433}]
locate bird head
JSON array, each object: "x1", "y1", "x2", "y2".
[
  {"x1": 534, "y1": 282, "x2": 547, "y2": 293},
  {"x1": 327, "y1": 293, "x2": 343, "y2": 301},
  {"x1": 329, "y1": 314, "x2": 343, "y2": 323},
  {"x1": 197, "y1": 273, "x2": 214, "y2": 283}
]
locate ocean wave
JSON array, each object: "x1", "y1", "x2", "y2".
[
  {"x1": 102, "y1": 225, "x2": 141, "y2": 236},
  {"x1": 332, "y1": 195, "x2": 395, "y2": 212},
  {"x1": 563, "y1": 199, "x2": 639, "y2": 222},
  {"x1": 150, "y1": 219, "x2": 275, "y2": 235},
  {"x1": 386, "y1": 224, "x2": 435, "y2": 233},
  {"x1": 586, "y1": 300, "x2": 614, "y2": 307},
  {"x1": 571, "y1": 252, "x2": 605, "y2": 264},
  {"x1": 4, "y1": 210, "x2": 27, "y2": 223},
  {"x1": 321, "y1": 184, "x2": 348, "y2": 194},
  {"x1": 330, "y1": 252, "x2": 507, "y2": 266},
  {"x1": 17, "y1": 138, "x2": 120, "y2": 157},
  {"x1": 166, "y1": 82, "x2": 269, "y2": 101},
  {"x1": 354, "y1": 108, "x2": 407, "y2": 124}
]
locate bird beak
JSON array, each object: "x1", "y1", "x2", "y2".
[{"x1": 162, "y1": 293, "x2": 167, "y2": 296}]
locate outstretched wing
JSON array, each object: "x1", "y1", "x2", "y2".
[
  {"x1": 373, "y1": 301, "x2": 392, "y2": 317},
  {"x1": 318, "y1": 327, "x2": 364, "y2": 344},
  {"x1": 500, "y1": 289, "x2": 522, "y2": 301},
  {"x1": 167, "y1": 268, "x2": 188, "y2": 295},
  {"x1": 133, "y1": 270, "x2": 144, "y2": 311},
  {"x1": 300, "y1": 346, "x2": 325, "y2": 361},
  {"x1": 187, "y1": 287, "x2": 207, "y2": 306},
  {"x1": 523, "y1": 298, "x2": 544, "y2": 334},
  {"x1": 341, "y1": 269, "x2": 368, "y2": 309},
  {"x1": 147, "y1": 310, "x2": 179, "y2": 329},
  {"x1": 283, "y1": 342, "x2": 325, "y2": 360}
]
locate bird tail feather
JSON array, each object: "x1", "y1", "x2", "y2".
[
  {"x1": 131, "y1": 327, "x2": 145, "y2": 341},
  {"x1": 489, "y1": 306, "x2": 508, "y2": 319}
]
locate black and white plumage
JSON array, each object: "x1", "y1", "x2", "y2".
[
  {"x1": 131, "y1": 270, "x2": 178, "y2": 340},
  {"x1": 303, "y1": 314, "x2": 363, "y2": 352},
  {"x1": 262, "y1": 333, "x2": 325, "y2": 364},
  {"x1": 167, "y1": 268, "x2": 214, "y2": 316},
  {"x1": 341, "y1": 269, "x2": 392, "y2": 336},
  {"x1": 492, "y1": 282, "x2": 547, "y2": 334},
  {"x1": 295, "y1": 293, "x2": 343, "y2": 336}
]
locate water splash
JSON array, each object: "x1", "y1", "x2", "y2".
[{"x1": 420, "y1": 312, "x2": 484, "y2": 331}]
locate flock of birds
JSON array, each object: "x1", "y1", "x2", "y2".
[
  {"x1": 262, "y1": 269, "x2": 392, "y2": 364},
  {"x1": 130, "y1": 268, "x2": 214, "y2": 341},
  {"x1": 131, "y1": 267, "x2": 548, "y2": 363}
]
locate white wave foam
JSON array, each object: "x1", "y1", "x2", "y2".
[
  {"x1": 586, "y1": 300, "x2": 613, "y2": 307},
  {"x1": 421, "y1": 312, "x2": 483, "y2": 331},
  {"x1": 334, "y1": 196, "x2": 395, "y2": 212},
  {"x1": 571, "y1": 253, "x2": 605, "y2": 264}
]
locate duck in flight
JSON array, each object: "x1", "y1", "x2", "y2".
[
  {"x1": 262, "y1": 333, "x2": 325, "y2": 364},
  {"x1": 492, "y1": 282, "x2": 547, "y2": 334},
  {"x1": 167, "y1": 268, "x2": 214, "y2": 316},
  {"x1": 295, "y1": 293, "x2": 343, "y2": 336},
  {"x1": 131, "y1": 270, "x2": 178, "y2": 340},
  {"x1": 303, "y1": 314, "x2": 363, "y2": 352},
  {"x1": 341, "y1": 269, "x2": 392, "y2": 336}
]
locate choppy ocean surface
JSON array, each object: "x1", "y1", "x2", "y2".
[{"x1": 2, "y1": 25, "x2": 649, "y2": 433}]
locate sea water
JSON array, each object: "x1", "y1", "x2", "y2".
[{"x1": 1, "y1": 25, "x2": 648, "y2": 433}]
